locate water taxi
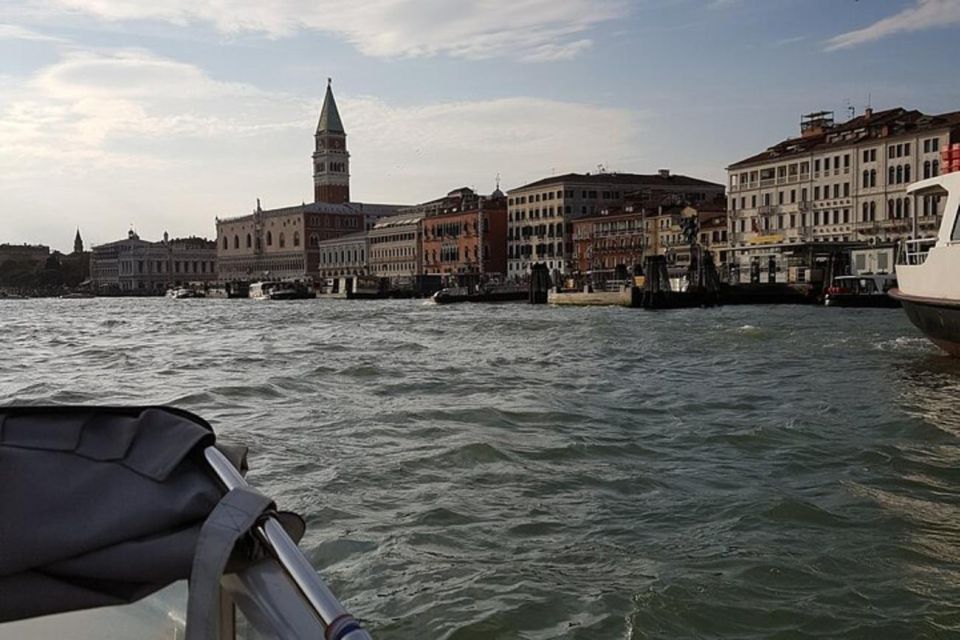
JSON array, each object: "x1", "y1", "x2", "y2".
[{"x1": 824, "y1": 274, "x2": 899, "y2": 308}]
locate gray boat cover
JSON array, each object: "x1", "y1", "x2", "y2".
[{"x1": 0, "y1": 406, "x2": 300, "y2": 627}]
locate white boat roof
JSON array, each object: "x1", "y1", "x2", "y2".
[{"x1": 906, "y1": 171, "x2": 960, "y2": 197}]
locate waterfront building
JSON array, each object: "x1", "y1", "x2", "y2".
[
  {"x1": 216, "y1": 80, "x2": 406, "y2": 282},
  {"x1": 696, "y1": 204, "x2": 730, "y2": 265},
  {"x1": 217, "y1": 200, "x2": 364, "y2": 281},
  {"x1": 726, "y1": 107, "x2": 960, "y2": 279},
  {"x1": 0, "y1": 243, "x2": 50, "y2": 268},
  {"x1": 506, "y1": 170, "x2": 724, "y2": 279},
  {"x1": 91, "y1": 231, "x2": 216, "y2": 293},
  {"x1": 317, "y1": 231, "x2": 369, "y2": 278},
  {"x1": 369, "y1": 214, "x2": 423, "y2": 283},
  {"x1": 421, "y1": 188, "x2": 508, "y2": 277},
  {"x1": 571, "y1": 207, "x2": 644, "y2": 277}
]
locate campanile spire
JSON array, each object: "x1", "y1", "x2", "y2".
[{"x1": 313, "y1": 78, "x2": 350, "y2": 203}]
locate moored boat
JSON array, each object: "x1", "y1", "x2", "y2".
[
  {"x1": 824, "y1": 274, "x2": 899, "y2": 308},
  {"x1": 889, "y1": 171, "x2": 960, "y2": 354},
  {"x1": 249, "y1": 280, "x2": 314, "y2": 300}
]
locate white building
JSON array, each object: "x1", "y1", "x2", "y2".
[{"x1": 727, "y1": 108, "x2": 960, "y2": 263}]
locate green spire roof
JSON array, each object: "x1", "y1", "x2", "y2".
[{"x1": 317, "y1": 79, "x2": 344, "y2": 134}]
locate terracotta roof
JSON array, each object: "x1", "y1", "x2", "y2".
[
  {"x1": 728, "y1": 107, "x2": 960, "y2": 170},
  {"x1": 508, "y1": 172, "x2": 724, "y2": 192}
]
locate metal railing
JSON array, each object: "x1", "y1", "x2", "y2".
[
  {"x1": 205, "y1": 447, "x2": 372, "y2": 640},
  {"x1": 900, "y1": 237, "x2": 938, "y2": 266}
]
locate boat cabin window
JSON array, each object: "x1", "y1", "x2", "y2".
[{"x1": 952, "y1": 203, "x2": 960, "y2": 242}]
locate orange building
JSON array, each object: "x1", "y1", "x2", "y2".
[
  {"x1": 422, "y1": 192, "x2": 508, "y2": 276},
  {"x1": 572, "y1": 206, "x2": 645, "y2": 275}
]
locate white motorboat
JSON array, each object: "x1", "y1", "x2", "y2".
[
  {"x1": 248, "y1": 281, "x2": 313, "y2": 300},
  {"x1": 889, "y1": 171, "x2": 960, "y2": 354}
]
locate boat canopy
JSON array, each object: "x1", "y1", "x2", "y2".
[{"x1": 0, "y1": 407, "x2": 371, "y2": 640}]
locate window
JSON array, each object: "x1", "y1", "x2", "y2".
[
  {"x1": 904, "y1": 199, "x2": 911, "y2": 218},
  {"x1": 934, "y1": 159, "x2": 940, "y2": 176},
  {"x1": 862, "y1": 170, "x2": 869, "y2": 188},
  {"x1": 814, "y1": 186, "x2": 820, "y2": 200},
  {"x1": 222, "y1": 237, "x2": 228, "y2": 250},
  {"x1": 233, "y1": 235, "x2": 239, "y2": 249},
  {"x1": 904, "y1": 164, "x2": 911, "y2": 182},
  {"x1": 904, "y1": 143, "x2": 911, "y2": 155},
  {"x1": 843, "y1": 183, "x2": 850, "y2": 197},
  {"x1": 925, "y1": 160, "x2": 932, "y2": 179},
  {"x1": 889, "y1": 166, "x2": 896, "y2": 184},
  {"x1": 870, "y1": 169, "x2": 877, "y2": 187},
  {"x1": 293, "y1": 232, "x2": 300, "y2": 247},
  {"x1": 246, "y1": 234, "x2": 252, "y2": 248},
  {"x1": 896, "y1": 166, "x2": 903, "y2": 184},
  {"x1": 267, "y1": 231, "x2": 272, "y2": 246}
]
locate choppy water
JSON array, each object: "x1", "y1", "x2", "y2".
[{"x1": 4, "y1": 298, "x2": 960, "y2": 639}]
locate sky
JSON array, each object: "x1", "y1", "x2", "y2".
[{"x1": 1, "y1": 0, "x2": 959, "y2": 252}]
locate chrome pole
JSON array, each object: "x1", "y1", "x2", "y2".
[{"x1": 204, "y1": 447, "x2": 373, "y2": 640}]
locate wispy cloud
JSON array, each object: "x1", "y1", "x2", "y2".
[
  {"x1": 0, "y1": 23, "x2": 67, "y2": 42},
  {"x1": 825, "y1": 0, "x2": 960, "y2": 51},
  {"x1": 37, "y1": 0, "x2": 628, "y2": 61},
  {"x1": 0, "y1": 49, "x2": 643, "y2": 247}
]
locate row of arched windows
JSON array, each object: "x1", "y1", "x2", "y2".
[
  {"x1": 923, "y1": 160, "x2": 941, "y2": 179},
  {"x1": 860, "y1": 162, "x2": 942, "y2": 188},
  {"x1": 888, "y1": 164, "x2": 912, "y2": 185},
  {"x1": 223, "y1": 231, "x2": 300, "y2": 251}
]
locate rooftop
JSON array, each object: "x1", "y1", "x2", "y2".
[
  {"x1": 509, "y1": 171, "x2": 724, "y2": 192},
  {"x1": 729, "y1": 107, "x2": 960, "y2": 170}
]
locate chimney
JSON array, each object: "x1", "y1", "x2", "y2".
[
  {"x1": 658, "y1": 169, "x2": 670, "y2": 178},
  {"x1": 864, "y1": 107, "x2": 873, "y2": 119}
]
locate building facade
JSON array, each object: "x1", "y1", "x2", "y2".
[
  {"x1": 421, "y1": 191, "x2": 508, "y2": 276},
  {"x1": 369, "y1": 215, "x2": 422, "y2": 280},
  {"x1": 91, "y1": 231, "x2": 216, "y2": 293},
  {"x1": 216, "y1": 200, "x2": 364, "y2": 281},
  {"x1": 506, "y1": 171, "x2": 724, "y2": 278},
  {"x1": 0, "y1": 244, "x2": 50, "y2": 268},
  {"x1": 317, "y1": 232, "x2": 369, "y2": 278},
  {"x1": 572, "y1": 208, "x2": 644, "y2": 276},
  {"x1": 726, "y1": 108, "x2": 960, "y2": 268}
]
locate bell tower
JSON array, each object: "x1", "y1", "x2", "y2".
[{"x1": 313, "y1": 78, "x2": 350, "y2": 204}]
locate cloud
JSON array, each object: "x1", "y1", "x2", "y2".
[
  {"x1": 825, "y1": 0, "x2": 960, "y2": 51},
  {"x1": 38, "y1": 0, "x2": 626, "y2": 61},
  {"x1": 0, "y1": 23, "x2": 67, "y2": 42},
  {"x1": 0, "y1": 49, "x2": 643, "y2": 250}
]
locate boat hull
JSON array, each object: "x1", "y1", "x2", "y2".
[
  {"x1": 889, "y1": 288, "x2": 960, "y2": 356},
  {"x1": 824, "y1": 294, "x2": 900, "y2": 308}
]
